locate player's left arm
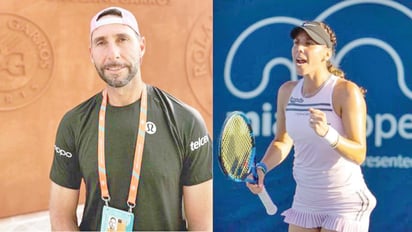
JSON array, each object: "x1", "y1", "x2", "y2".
[
  {"x1": 333, "y1": 80, "x2": 367, "y2": 164},
  {"x1": 183, "y1": 179, "x2": 212, "y2": 231}
]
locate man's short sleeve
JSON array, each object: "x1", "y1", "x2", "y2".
[
  {"x1": 49, "y1": 114, "x2": 82, "y2": 189},
  {"x1": 181, "y1": 110, "x2": 212, "y2": 186}
]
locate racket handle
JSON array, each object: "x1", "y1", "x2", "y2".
[{"x1": 257, "y1": 186, "x2": 278, "y2": 215}]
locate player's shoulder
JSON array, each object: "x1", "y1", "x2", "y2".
[
  {"x1": 280, "y1": 80, "x2": 299, "y2": 90},
  {"x1": 334, "y1": 77, "x2": 365, "y2": 98},
  {"x1": 278, "y1": 80, "x2": 299, "y2": 97}
]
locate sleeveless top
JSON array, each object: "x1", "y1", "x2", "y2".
[{"x1": 285, "y1": 75, "x2": 366, "y2": 211}]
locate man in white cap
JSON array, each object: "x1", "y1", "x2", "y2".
[{"x1": 49, "y1": 6, "x2": 212, "y2": 231}]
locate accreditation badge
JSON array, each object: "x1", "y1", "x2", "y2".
[{"x1": 100, "y1": 205, "x2": 134, "y2": 232}]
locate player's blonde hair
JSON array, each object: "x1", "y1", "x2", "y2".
[{"x1": 321, "y1": 22, "x2": 366, "y2": 95}]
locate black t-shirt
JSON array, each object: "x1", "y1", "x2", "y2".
[{"x1": 50, "y1": 85, "x2": 212, "y2": 231}]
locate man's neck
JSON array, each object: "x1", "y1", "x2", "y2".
[{"x1": 106, "y1": 80, "x2": 145, "y2": 107}]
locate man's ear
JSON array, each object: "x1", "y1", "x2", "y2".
[
  {"x1": 139, "y1": 36, "x2": 146, "y2": 64},
  {"x1": 89, "y1": 47, "x2": 94, "y2": 64},
  {"x1": 140, "y1": 36, "x2": 146, "y2": 56}
]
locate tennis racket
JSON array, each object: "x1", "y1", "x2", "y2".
[{"x1": 218, "y1": 111, "x2": 278, "y2": 215}]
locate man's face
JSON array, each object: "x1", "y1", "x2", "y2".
[
  {"x1": 90, "y1": 16, "x2": 145, "y2": 88},
  {"x1": 109, "y1": 217, "x2": 116, "y2": 229}
]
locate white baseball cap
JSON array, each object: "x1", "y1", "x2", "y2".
[{"x1": 90, "y1": 6, "x2": 140, "y2": 37}]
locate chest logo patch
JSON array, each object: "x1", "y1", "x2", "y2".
[{"x1": 145, "y1": 121, "x2": 157, "y2": 135}]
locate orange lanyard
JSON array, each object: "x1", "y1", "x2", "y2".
[{"x1": 98, "y1": 84, "x2": 147, "y2": 212}]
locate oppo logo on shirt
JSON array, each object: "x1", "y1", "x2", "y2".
[
  {"x1": 54, "y1": 145, "x2": 73, "y2": 158},
  {"x1": 190, "y1": 135, "x2": 209, "y2": 151}
]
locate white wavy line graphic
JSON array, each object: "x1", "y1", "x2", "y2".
[{"x1": 224, "y1": 0, "x2": 412, "y2": 99}]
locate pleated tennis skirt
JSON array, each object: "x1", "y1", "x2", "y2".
[{"x1": 282, "y1": 186, "x2": 377, "y2": 232}]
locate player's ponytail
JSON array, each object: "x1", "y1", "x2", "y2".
[
  {"x1": 322, "y1": 22, "x2": 366, "y2": 95},
  {"x1": 326, "y1": 61, "x2": 345, "y2": 79},
  {"x1": 320, "y1": 22, "x2": 345, "y2": 79}
]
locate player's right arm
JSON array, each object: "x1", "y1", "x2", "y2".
[
  {"x1": 49, "y1": 182, "x2": 80, "y2": 231},
  {"x1": 247, "y1": 81, "x2": 295, "y2": 194},
  {"x1": 261, "y1": 81, "x2": 296, "y2": 171}
]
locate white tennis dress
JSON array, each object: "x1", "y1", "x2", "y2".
[{"x1": 282, "y1": 75, "x2": 376, "y2": 232}]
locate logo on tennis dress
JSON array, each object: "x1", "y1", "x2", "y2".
[
  {"x1": 54, "y1": 145, "x2": 72, "y2": 158},
  {"x1": 190, "y1": 135, "x2": 209, "y2": 151},
  {"x1": 145, "y1": 121, "x2": 156, "y2": 134},
  {"x1": 290, "y1": 97, "x2": 304, "y2": 103}
]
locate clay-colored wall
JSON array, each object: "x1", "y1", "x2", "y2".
[{"x1": 0, "y1": 0, "x2": 212, "y2": 218}]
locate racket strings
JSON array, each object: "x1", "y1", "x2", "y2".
[{"x1": 220, "y1": 116, "x2": 254, "y2": 180}]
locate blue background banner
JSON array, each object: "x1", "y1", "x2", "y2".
[{"x1": 213, "y1": 1, "x2": 412, "y2": 231}]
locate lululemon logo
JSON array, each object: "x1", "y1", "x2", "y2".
[{"x1": 146, "y1": 121, "x2": 156, "y2": 134}]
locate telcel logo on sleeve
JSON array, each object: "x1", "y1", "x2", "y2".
[{"x1": 190, "y1": 135, "x2": 209, "y2": 151}]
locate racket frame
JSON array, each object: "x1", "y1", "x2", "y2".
[
  {"x1": 217, "y1": 111, "x2": 278, "y2": 215},
  {"x1": 217, "y1": 111, "x2": 258, "y2": 183}
]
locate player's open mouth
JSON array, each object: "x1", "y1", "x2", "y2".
[{"x1": 295, "y1": 58, "x2": 307, "y2": 65}]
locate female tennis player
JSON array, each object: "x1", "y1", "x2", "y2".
[{"x1": 246, "y1": 21, "x2": 376, "y2": 232}]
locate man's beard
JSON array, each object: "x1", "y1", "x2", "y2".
[{"x1": 96, "y1": 62, "x2": 139, "y2": 88}]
